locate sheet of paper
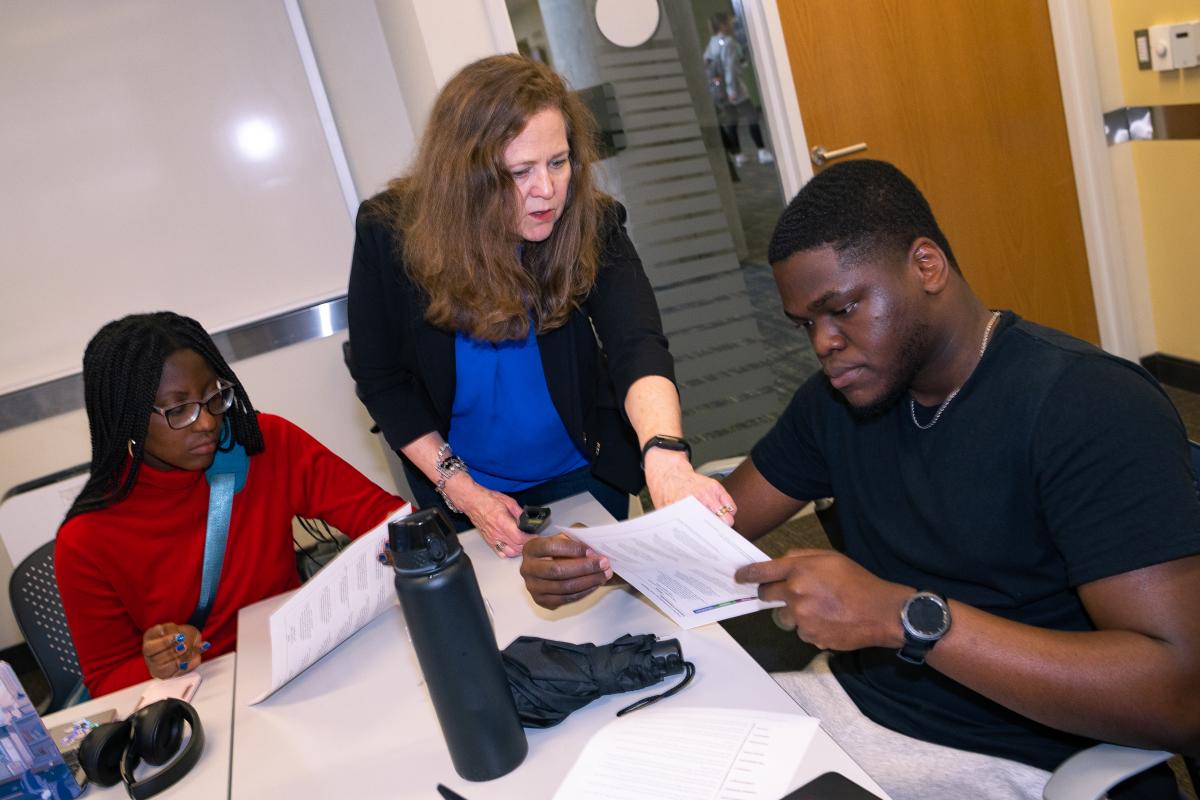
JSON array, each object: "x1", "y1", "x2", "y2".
[
  {"x1": 552, "y1": 706, "x2": 819, "y2": 800},
  {"x1": 560, "y1": 496, "x2": 782, "y2": 628},
  {"x1": 134, "y1": 672, "x2": 202, "y2": 711},
  {"x1": 250, "y1": 504, "x2": 410, "y2": 703}
]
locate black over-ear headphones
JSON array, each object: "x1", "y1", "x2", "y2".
[{"x1": 78, "y1": 698, "x2": 204, "y2": 799}]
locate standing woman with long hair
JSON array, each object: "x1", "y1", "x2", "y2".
[
  {"x1": 348, "y1": 55, "x2": 735, "y2": 556},
  {"x1": 57, "y1": 312, "x2": 406, "y2": 696}
]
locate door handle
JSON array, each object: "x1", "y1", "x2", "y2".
[{"x1": 810, "y1": 142, "x2": 868, "y2": 166}]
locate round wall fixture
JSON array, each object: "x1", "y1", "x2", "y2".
[{"x1": 594, "y1": 0, "x2": 660, "y2": 48}]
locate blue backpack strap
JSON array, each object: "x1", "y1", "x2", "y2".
[
  {"x1": 188, "y1": 421, "x2": 249, "y2": 630},
  {"x1": 205, "y1": 419, "x2": 249, "y2": 493}
]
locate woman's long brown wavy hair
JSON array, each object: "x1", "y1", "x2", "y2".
[{"x1": 380, "y1": 55, "x2": 606, "y2": 342}]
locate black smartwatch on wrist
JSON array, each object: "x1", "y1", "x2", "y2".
[
  {"x1": 898, "y1": 591, "x2": 951, "y2": 665},
  {"x1": 640, "y1": 434, "x2": 691, "y2": 469}
]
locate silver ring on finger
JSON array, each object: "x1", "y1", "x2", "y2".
[{"x1": 494, "y1": 541, "x2": 505, "y2": 552}]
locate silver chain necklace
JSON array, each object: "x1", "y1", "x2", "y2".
[{"x1": 910, "y1": 311, "x2": 1001, "y2": 430}]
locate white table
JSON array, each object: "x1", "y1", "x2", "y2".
[
  {"x1": 231, "y1": 494, "x2": 889, "y2": 799},
  {"x1": 42, "y1": 653, "x2": 236, "y2": 799}
]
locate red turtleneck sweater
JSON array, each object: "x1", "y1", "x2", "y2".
[{"x1": 56, "y1": 413, "x2": 405, "y2": 696}]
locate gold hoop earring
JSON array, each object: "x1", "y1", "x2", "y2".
[{"x1": 128, "y1": 439, "x2": 135, "y2": 458}]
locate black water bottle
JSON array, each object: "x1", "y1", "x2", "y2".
[{"x1": 389, "y1": 508, "x2": 528, "y2": 781}]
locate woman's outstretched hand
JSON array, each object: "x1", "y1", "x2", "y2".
[
  {"x1": 643, "y1": 448, "x2": 737, "y2": 526},
  {"x1": 443, "y1": 473, "x2": 535, "y2": 558}
]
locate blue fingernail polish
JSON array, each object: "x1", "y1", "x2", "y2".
[
  {"x1": 377, "y1": 553, "x2": 386, "y2": 563},
  {"x1": 178, "y1": 662, "x2": 188, "y2": 670},
  {"x1": 175, "y1": 643, "x2": 184, "y2": 653},
  {"x1": 175, "y1": 633, "x2": 185, "y2": 642},
  {"x1": 201, "y1": 641, "x2": 211, "y2": 651}
]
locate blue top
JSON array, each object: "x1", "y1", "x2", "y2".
[{"x1": 449, "y1": 323, "x2": 588, "y2": 492}]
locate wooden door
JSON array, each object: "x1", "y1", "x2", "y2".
[{"x1": 778, "y1": 1, "x2": 1099, "y2": 342}]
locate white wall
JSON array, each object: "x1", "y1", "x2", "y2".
[
  {"x1": 374, "y1": 0, "x2": 516, "y2": 133},
  {"x1": 300, "y1": 0, "x2": 418, "y2": 199},
  {"x1": 0, "y1": 0, "x2": 512, "y2": 650}
]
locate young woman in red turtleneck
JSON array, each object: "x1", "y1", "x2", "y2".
[{"x1": 56, "y1": 312, "x2": 406, "y2": 696}]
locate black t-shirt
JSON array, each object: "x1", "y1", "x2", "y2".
[{"x1": 751, "y1": 312, "x2": 1200, "y2": 771}]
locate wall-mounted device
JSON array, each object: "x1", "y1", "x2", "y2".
[
  {"x1": 1170, "y1": 22, "x2": 1198, "y2": 69},
  {"x1": 1134, "y1": 29, "x2": 1152, "y2": 71},
  {"x1": 1144, "y1": 21, "x2": 1200, "y2": 71}
]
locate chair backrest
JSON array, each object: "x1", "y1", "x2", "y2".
[
  {"x1": 696, "y1": 456, "x2": 746, "y2": 479},
  {"x1": 0, "y1": 464, "x2": 88, "y2": 574},
  {"x1": 9, "y1": 540, "x2": 83, "y2": 714}
]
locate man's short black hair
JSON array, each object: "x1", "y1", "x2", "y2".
[{"x1": 767, "y1": 159, "x2": 959, "y2": 273}]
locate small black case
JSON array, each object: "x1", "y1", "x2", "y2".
[{"x1": 517, "y1": 505, "x2": 551, "y2": 534}]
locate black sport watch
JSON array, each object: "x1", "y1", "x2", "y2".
[
  {"x1": 898, "y1": 591, "x2": 951, "y2": 665},
  {"x1": 640, "y1": 434, "x2": 692, "y2": 469}
]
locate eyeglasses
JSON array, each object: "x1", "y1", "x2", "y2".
[{"x1": 151, "y1": 381, "x2": 237, "y2": 430}]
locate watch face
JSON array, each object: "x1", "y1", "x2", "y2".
[{"x1": 905, "y1": 595, "x2": 949, "y2": 639}]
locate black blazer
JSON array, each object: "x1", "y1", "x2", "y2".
[{"x1": 346, "y1": 193, "x2": 675, "y2": 495}]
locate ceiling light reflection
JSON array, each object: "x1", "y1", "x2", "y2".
[{"x1": 235, "y1": 118, "x2": 280, "y2": 161}]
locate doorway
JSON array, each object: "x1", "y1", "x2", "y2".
[
  {"x1": 504, "y1": 0, "x2": 819, "y2": 466},
  {"x1": 774, "y1": 0, "x2": 1101, "y2": 344}
]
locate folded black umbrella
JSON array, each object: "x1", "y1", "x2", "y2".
[{"x1": 501, "y1": 633, "x2": 694, "y2": 728}]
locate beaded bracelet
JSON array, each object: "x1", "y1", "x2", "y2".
[{"x1": 435, "y1": 454, "x2": 468, "y2": 514}]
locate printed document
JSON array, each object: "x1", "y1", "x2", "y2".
[
  {"x1": 559, "y1": 496, "x2": 782, "y2": 628},
  {"x1": 249, "y1": 504, "x2": 411, "y2": 703},
  {"x1": 552, "y1": 706, "x2": 820, "y2": 800}
]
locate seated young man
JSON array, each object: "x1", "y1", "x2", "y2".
[
  {"x1": 519, "y1": 161, "x2": 1200, "y2": 800},
  {"x1": 57, "y1": 312, "x2": 408, "y2": 696}
]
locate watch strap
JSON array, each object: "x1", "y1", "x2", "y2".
[
  {"x1": 640, "y1": 435, "x2": 692, "y2": 469},
  {"x1": 898, "y1": 636, "x2": 935, "y2": 665}
]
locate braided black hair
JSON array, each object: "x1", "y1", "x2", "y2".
[
  {"x1": 767, "y1": 159, "x2": 960, "y2": 274},
  {"x1": 63, "y1": 312, "x2": 263, "y2": 522}
]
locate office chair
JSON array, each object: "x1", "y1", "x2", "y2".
[
  {"x1": 9, "y1": 540, "x2": 85, "y2": 714},
  {"x1": 0, "y1": 463, "x2": 89, "y2": 505}
]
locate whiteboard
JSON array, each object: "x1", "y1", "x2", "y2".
[{"x1": 0, "y1": 1, "x2": 354, "y2": 394}]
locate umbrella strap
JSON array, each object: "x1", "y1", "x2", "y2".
[{"x1": 616, "y1": 660, "x2": 695, "y2": 717}]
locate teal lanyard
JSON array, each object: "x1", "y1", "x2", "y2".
[
  {"x1": 188, "y1": 423, "x2": 248, "y2": 631},
  {"x1": 188, "y1": 472, "x2": 234, "y2": 630}
]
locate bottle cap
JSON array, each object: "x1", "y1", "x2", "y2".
[{"x1": 388, "y1": 508, "x2": 462, "y2": 575}]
